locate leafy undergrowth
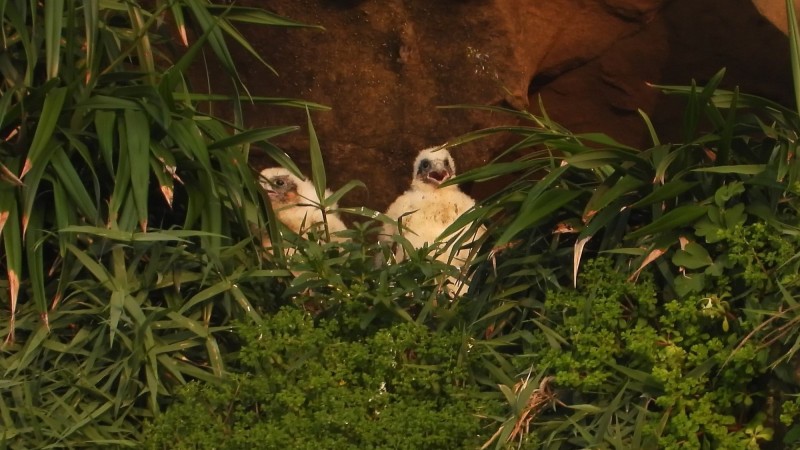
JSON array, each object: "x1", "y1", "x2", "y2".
[
  {"x1": 145, "y1": 307, "x2": 498, "y2": 450},
  {"x1": 8, "y1": 2, "x2": 800, "y2": 449}
]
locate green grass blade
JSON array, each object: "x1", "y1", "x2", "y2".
[
  {"x1": 51, "y1": 147, "x2": 99, "y2": 222},
  {"x1": 124, "y1": 109, "x2": 150, "y2": 230},
  {"x1": 626, "y1": 204, "x2": 708, "y2": 240},
  {"x1": 0, "y1": 195, "x2": 21, "y2": 344},
  {"x1": 307, "y1": 109, "x2": 327, "y2": 203},
  {"x1": 22, "y1": 86, "x2": 67, "y2": 179},
  {"x1": 82, "y1": 0, "x2": 99, "y2": 84},
  {"x1": 44, "y1": 0, "x2": 64, "y2": 80},
  {"x1": 207, "y1": 126, "x2": 299, "y2": 150},
  {"x1": 24, "y1": 208, "x2": 47, "y2": 319},
  {"x1": 788, "y1": 0, "x2": 800, "y2": 116},
  {"x1": 93, "y1": 110, "x2": 116, "y2": 176}
]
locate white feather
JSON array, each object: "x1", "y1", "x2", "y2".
[
  {"x1": 259, "y1": 167, "x2": 347, "y2": 241},
  {"x1": 381, "y1": 147, "x2": 485, "y2": 271}
]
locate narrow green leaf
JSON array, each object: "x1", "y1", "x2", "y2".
[
  {"x1": 179, "y1": 280, "x2": 231, "y2": 314},
  {"x1": 627, "y1": 205, "x2": 708, "y2": 240},
  {"x1": 166, "y1": 312, "x2": 209, "y2": 338},
  {"x1": 630, "y1": 180, "x2": 698, "y2": 209},
  {"x1": 307, "y1": 109, "x2": 327, "y2": 204},
  {"x1": 324, "y1": 180, "x2": 366, "y2": 207},
  {"x1": 692, "y1": 164, "x2": 767, "y2": 175},
  {"x1": 94, "y1": 110, "x2": 116, "y2": 176},
  {"x1": 45, "y1": 0, "x2": 64, "y2": 80},
  {"x1": 1, "y1": 196, "x2": 21, "y2": 343},
  {"x1": 184, "y1": 2, "x2": 241, "y2": 85},
  {"x1": 83, "y1": 0, "x2": 99, "y2": 84},
  {"x1": 172, "y1": 93, "x2": 330, "y2": 110},
  {"x1": 205, "y1": 337, "x2": 223, "y2": 378},
  {"x1": 124, "y1": 109, "x2": 150, "y2": 230},
  {"x1": 25, "y1": 208, "x2": 47, "y2": 316},
  {"x1": 788, "y1": 0, "x2": 800, "y2": 116},
  {"x1": 496, "y1": 189, "x2": 583, "y2": 246},
  {"x1": 208, "y1": 126, "x2": 299, "y2": 150},
  {"x1": 23, "y1": 87, "x2": 68, "y2": 179},
  {"x1": 51, "y1": 147, "x2": 99, "y2": 221},
  {"x1": 584, "y1": 175, "x2": 645, "y2": 218}
]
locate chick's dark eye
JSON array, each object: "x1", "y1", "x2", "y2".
[
  {"x1": 420, "y1": 159, "x2": 431, "y2": 170},
  {"x1": 274, "y1": 179, "x2": 285, "y2": 187},
  {"x1": 444, "y1": 159, "x2": 451, "y2": 167}
]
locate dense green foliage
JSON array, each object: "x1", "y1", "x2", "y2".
[
  {"x1": 0, "y1": 1, "x2": 321, "y2": 446},
  {"x1": 145, "y1": 308, "x2": 496, "y2": 449},
  {"x1": 6, "y1": 1, "x2": 800, "y2": 449}
]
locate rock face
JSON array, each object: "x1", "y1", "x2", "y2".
[{"x1": 222, "y1": 0, "x2": 795, "y2": 212}]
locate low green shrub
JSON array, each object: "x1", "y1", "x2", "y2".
[{"x1": 144, "y1": 306, "x2": 500, "y2": 449}]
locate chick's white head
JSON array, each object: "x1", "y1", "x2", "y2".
[
  {"x1": 258, "y1": 167, "x2": 315, "y2": 208},
  {"x1": 411, "y1": 146, "x2": 456, "y2": 191}
]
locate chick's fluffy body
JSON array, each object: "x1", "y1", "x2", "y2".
[{"x1": 382, "y1": 147, "x2": 483, "y2": 265}]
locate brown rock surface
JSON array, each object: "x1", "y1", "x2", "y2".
[{"x1": 216, "y1": 0, "x2": 796, "y2": 213}]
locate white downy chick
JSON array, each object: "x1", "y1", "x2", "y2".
[
  {"x1": 259, "y1": 167, "x2": 347, "y2": 243},
  {"x1": 381, "y1": 146, "x2": 485, "y2": 290}
]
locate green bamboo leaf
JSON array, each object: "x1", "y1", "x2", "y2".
[
  {"x1": 201, "y1": 183, "x2": 223, "y2": 258},
  {"x1": 0, "y1": 83, "x2": 17, "y2": 133},
  {"x1": 307, "y1": 109, "x2": 327, "y2": 204},
  {"x1": 169, "y1": 119, "x2": 213, "y2": 178},
  {"x1": 184, "y1": 2, "x2": 241, "y2": 85},
  {"x1": 215, "y1": 19, "x2": 277, "y2": 76},
  {"x1": 229, "y1": 283, "x2": 263, "y2": 323},
  {"x1": 451, "y1": 159, "x2": 545, "y2": 184},
  {"x1": 1, "y1": 196, "x2": 21, "y2": 343},
  {"x1": 83, "y1": 0, "x2": 99, "y2": 84},
  {"x1": 583, "y1": 175, "x2": 645, "y2": 219},
  {"x1": 691, "y1": 164, "x2": 767, "y2": 174},
  {"x1": 788, "y1": 0, "x2": 800, "y2": 116},
  {"x1": 157, "y1": 354, "x2": 218, "y2": 383},
  {"x1": 45, "y1": 0, "x2": 64, "y2": 80},
  {"x1": 205, "y1": 336, "x2": 223, "y2": 378},
  {"x1": 25, "y1": 208, "x2": 47, "y2": 317},
  {"x1": 166, "y1": 312, "x2": 209, "y2": 338},
  {"x1": 574, "y1": 132, "x2": 639, "y2": 151},
  {"x1": 208, "y1": 126, "x2": 299, "y2": 150},
  {"x1": 256, "y1": 142, "x2": 304, "y2": 176},
  {"x1": 564, "y1": 150, "x2": 641, "y2": 169},
  {"x1": 149, "y1": 154, "x2": 174, "y2": 208},
  {"x1": 172, "y1": 93, "x2": 330, "y2": 110},
  {"x1": 23, "y1": 86, "x2": 67, "y2": 179},
  {"x1": 207, "y1": 5, "x2": 324, "y2": 28},
  {"x1": 77, "y1": 95, "x2": 141, "y2": 110},
  {"x1": 66, "y1": 243, "x2": 113, "y2": 287},
  {"x1": 627, "y1": 205, "x2": 709, "y2": 240},
  {"x1": 179, "y1": 280, "x2": 231, "y2": 314},
  {"x1": 324, "y1": 180, "x2": 366, "y2": 207},
  {"x1": 127, "y1": 4, "x2": 155, "y2": 83},
  {"x1": 630, "y1": 180, "x2": 699, "y2": 209},
  {"x1": 496, "y1": 189, "x2": 583, "y2": 246},
  {"x1": 717, "y1": 86, "x2": 739, "y2": 164},
  {"x1": 51, "y1": 146, "x2": 99, "y2": 221},
  {"x1": 94, "y1": 110, "x2": 116, "y2": 176},
  {"x1": 638, "y1": 108, "x2": 661, "y2": 146},
  {"x1": 20, "y1": 143, "x2": 56, "y2": 237},
  {"x1": 12, "y1": 324, "x2": 49, "y2": 374},
  {"x1": 652, "y1": 145, "x2": 687, "y2": 184},
  {"x1": 124, "y1": 109, "x2": 150, "y2": 230},
  {"x1": 108, "y1": 290, "x2": 126, "y2": 345}
]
